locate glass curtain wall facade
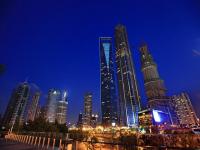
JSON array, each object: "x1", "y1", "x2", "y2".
[
  {"x1": 24, "y1": 84, "x2": 41, "y2": 122},
  {"x1": 46, "y1": 89, "x2": 61, "y2": 123},
  {"x1": 3, "y1": 82, "x2": 30, "y2": 129},
  {"x1": 56, "y1": 90, "x2": 68, "y2": 124},
  {"x1": 83, "y1": 93, "x2": 92, "y2": 126},
  {"x1": 115, "y1": 24, "x2": 140, "y2": 127},
  {"x1": 100, "y1": 37, "x2": 118, "y2": 126},
  {"x1": 26, "y1": 91, "x2": 40, "y2": 122},
  {"x1": 171, "y1": 92, "x2": 198, "y2": 126}
]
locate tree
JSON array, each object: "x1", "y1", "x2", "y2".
[
  {"x1": 0, "y1": 64, "x2": 5, "y2": 75},
  {"x1": 22, "y1": 117, "x2": 68, "y2": 133},
  {"x1": 57, "y1": 123, "x2": 68, "y2": 134}
]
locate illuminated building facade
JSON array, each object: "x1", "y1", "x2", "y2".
[
  {"x1": 46, "y1": 89, "x2": 68, "y2": 124},
  {"x1": 139, "y1": 44, "x2": 179, "y2": 125},
  {"x1": 171, "y1": 92, "x2": 198, "y2": 126},
  {"x1": 138, "y1": 109, "x2": 153, "y2": 128},
  {"x1": 34, "y1": 104, "x2": 41, "y2": 119},
  {"x1": 115, "y1": 24, "x2": 140, "y2": 127},
  {"x1": 139, "y1": 43, "x2": 168, "y2": 110},
  {"x1": 26, "y1": 91, "x2": 40, "y2": 122},
  {"x1": 39, "y1": 106, "x2": 46, "y2": 119},
  {"x1": 138, "y1": 108, "x2": 171, "y2": 133},
  {"x1": 3, "y1": 82, "x2": 30, "y2": 128},
  {"x1": 57, "y1": 90, "x2": 68, "y2": 124},
  {"x1": 99, "y1": 37, "x2": 118, "y2": 126},
  {"x1": 91, "y1": 114, "x2": 99, "y2": 127},
  {"x1": 77, "y1": 112, "x2": 83, "y2": 127},
  {"x1": 46, "y1": 89, "x2": 61, "y2": 123},
  {"x1": 83, "y1": 93, "x2": 92, "y2": 126}
]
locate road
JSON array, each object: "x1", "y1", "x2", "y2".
[{"x1": 0, "y1": 138, "x2": 37, "y2": 150}]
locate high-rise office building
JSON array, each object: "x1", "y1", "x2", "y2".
[
  {"x1": 171, "y1": 92, "x2": 198, "y2": 126},
  {"x1": 115, "y1": 24, "x2": 140, "y2": 127},
  {"x1": 77, "y1": 112, "x2": 83, "y2": 127},
  {"x1": 39, "y1": 106, "x2": 46, "y2": 119},
  {"x1": 91, "y1": 114, "x2": 99, "y2": 127},
  {"x1": 46, "y1": 89, "x2": 68, "y2": 124},
  {"x1": 139, "y1": 44, "x2": 179, "y2": 125},
  {"x1": 139, "y1": 44, "x2": 168, "y2": 111},
  {"x1": 99, "y1": 37, "x2": 118, "y2": 126},
  {"x1": 26, "y1": 91, "x2": 40, "y2": 122},
  {"x1": 34, "y1": 104, "x2": 41, "y2": 119},
  {"x1": 83, "y1": 93, "x2": 92, "y2": 126},
  {"x1": 56, "y1": 90, "x2": 68, "y2": 124},
  {"x1": 46, "y1": 89, "x2": 61, "y2": 123},
  {"x1": 3, "y1": 82, "x2": 30, "y2": 129}
]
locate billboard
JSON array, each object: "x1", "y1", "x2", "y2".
[{"x1": 152, "y1": 109, "x2": 171, "y2": 125}]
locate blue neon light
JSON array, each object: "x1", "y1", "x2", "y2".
[
  {"x1": 152, "y1": 110, "x2": 161, "y2": 123},
  {"x1": 103, "y1": 43, "x2": 110, "y2": 68}
]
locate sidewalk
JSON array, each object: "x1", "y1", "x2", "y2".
[{"x1": 0, "y1": 138, "x2": 37, "y2": 150}]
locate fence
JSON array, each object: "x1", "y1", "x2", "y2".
[
  {"x1": 5, "y1": 133, "x2": 74, "y2": 150},
  {"x1": 5, "y1": 132, "x2": 200, "y2": 150}
]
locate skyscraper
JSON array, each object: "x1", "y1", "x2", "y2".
[
  {"x1": 99, "y1": 37, "x2": 118, "y2": 126},
  {"x1": 77, "y1": 112, "x2": 83, "y2": 127},
  {"x1": 39, "y1": 106, "x2": 46, "y2": 120},
  {"x1": 91, "y1": 114, "x2": 99, "y2": 127},
  {"x1": 115, "y1": 24, "x2": 140, "y2": 127},
  {"x1": 139, "y1": 43, "x2": 168, "y2": 111},
  {"x1": 3, "y1": 82, "x2": 30, "y2": 130},
  {"x1": 171, "y1": 92, "x2": 198, "y2": 126},
  {"x1": 34, "y1": 104, "x2": 41, "y2": 119},
  {"x1": 56, "y1": 90, "x2": 68, "y2": 124},
  {"x1": 26, "y1": 91, "x2": 40, "y2": 122},
  {"x1": 46, "y1": 89, "x2": 61, "y2": 123},
  {"x1": 83, "y1": 93, "x2": 92, "y2": 126},
  {"x1": 46, "y1": 89, "x2": 68, "y2": 124}
]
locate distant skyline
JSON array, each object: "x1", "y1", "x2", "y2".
[{"x1": 0, "y1": 0, "x2": 200, "y2": 123}]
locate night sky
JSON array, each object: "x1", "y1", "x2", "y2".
[{"x1": 0, "y1": 0, "x2": 200, "y2": 123}]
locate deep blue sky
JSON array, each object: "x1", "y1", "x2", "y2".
[{"x1": 0, "y1": 0, "x2": 200, "y2": 123}]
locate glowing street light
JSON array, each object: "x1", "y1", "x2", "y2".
[{"x1": 112, "y1": 122, "x2": 116, "y2": 127}]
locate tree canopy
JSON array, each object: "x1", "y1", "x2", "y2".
[
  {"x1": 22, "y1": 117, "x2": 68, "y2": 133},
  {"x1": 0, "y1": 64, "x2": 5, "y2": 75}
]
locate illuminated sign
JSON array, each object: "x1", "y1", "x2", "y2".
[
  {"x1": 152, "y1": 110, "x2": 161, "y2": 122},
  {"x1": 152, "y1": 109, "x2": 171, "y2": 125}
]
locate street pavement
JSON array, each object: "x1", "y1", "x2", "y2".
[{"x1": 0, "y1": 138, "x2": 37, "y2": 150}]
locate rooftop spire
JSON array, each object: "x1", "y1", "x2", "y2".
[{"x1": 140, "y1": 42, "x2": 149, "y2": 56}]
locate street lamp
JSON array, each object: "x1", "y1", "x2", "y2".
[{"x1": 112, "y1": 122, "x2": 116, "y2": 127}]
